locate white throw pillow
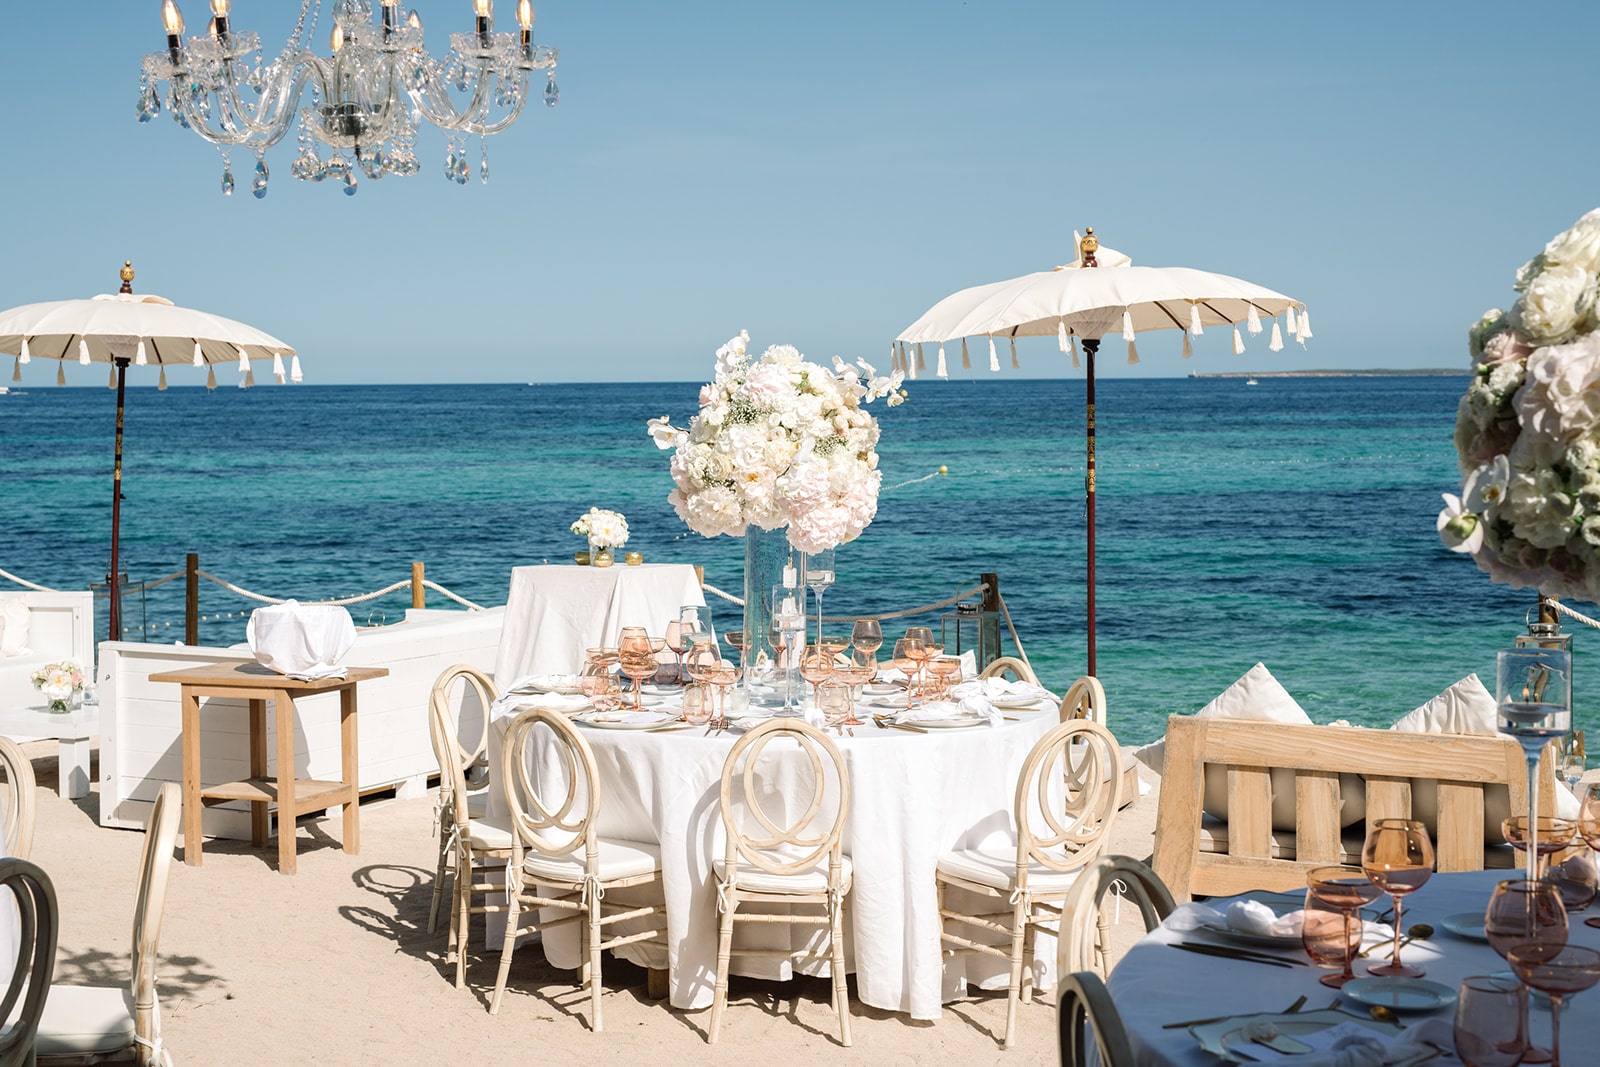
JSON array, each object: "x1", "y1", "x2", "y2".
[
  {"x1": 0, "y1": 599, "x2": 29, "y2": 657},
  {"x1": 1389, "y1": 673, "x2": 1579, "y2": 835}
]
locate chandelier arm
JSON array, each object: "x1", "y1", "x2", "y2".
[
  {"x1": 463, "y1": 74, "x2": 532, "y2": 137},
  {"x1": 167, "y1": 53, "x2": 324, "y2": 150}
]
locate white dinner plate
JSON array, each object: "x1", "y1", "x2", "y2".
[
  {"x1": 1341, "y1": 977, "x2": 1457, "y2": 1014},
  {"x1": 575, "y1": 713, "x2": 677, "y2": 731},
  {"x1": 863, "y1": 683, "x2": 903, "y2": 697},
  {"x1": 902, "y1": 715, "x2": 989, "y2": 730},
  {"x1": 1440, "y1": 911, "x2": 1489, "y2": 942},
  {"x1": 1190, "y1": 1010, "x2": 1397, "y2": 1063},
  {"x1": 990, "y1": 694, "x2": 1046, "y2": 711},
  {"x1": 511, "y1": 674, "x2": 584, "y2": 696}
]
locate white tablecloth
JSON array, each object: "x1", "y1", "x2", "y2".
[
  {"x1": 1107, "y1": 869, "x2": 1600, "y2": 1065},
  {"x1": 487, "y1": 704, "x2": 1059, "y2": 1019},
  {"x1": 491, "y1": 564, "x2": 705, "y2": 687}
]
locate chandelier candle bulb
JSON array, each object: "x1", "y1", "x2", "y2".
[{"x1": 162, "y1": 0, "x2": 185, "y2": 61}]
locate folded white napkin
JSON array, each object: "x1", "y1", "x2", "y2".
[
  {"x1": 899, "y1": 696, "x2": 1001, "y2": 727},
  {"x1": 489, "y1": 690, "x2": 590, "y2": 722},
  {"x1": 1237, "y1": 1017, "x2": 1453, "y2": 1065},
  {"x1": 583, "y1": 709, "x2": 672, "y2": 725},
  {"x1": 952, "y1": 677, "x2": 1052, "y2": 703},
  {"x1": 1166, "y1": 900, "x2": 1302, "y2": 938},
  {"x1": 512, "y1": 673, "x2": 582, "y2": 692}
]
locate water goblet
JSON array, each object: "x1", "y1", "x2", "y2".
[
  {"x1": 799, "y1": 645, "x2": 836, "y2": 708},
  {"x1": 1485, "y1": 877, "x2": 1568, "y2": 1065},
  {"x1": 684, "y1": 640, "x2": 721, "y2": 705},
  {"x1": 1559, "y1": 738, "x2": 1586, "y2": 796},
  {"x1": 619, "y1": 651, "x2": 658, "y2": 711},
  {"x1": 1303, "y1": 865, "x2": 1382, "y2": 988},
  {"x1": 1361, "y1": 818, "x2": 1434, "y2": 978},
  {"x1": 803, "y1": 546, "x2": 835, "y2": 646},
  {"x1": 1577, "y1": 784, "x2": 1600, "y2": 927},
  {"x1": 835, "y1": 661, "x2": 875, "y2": 725},
  {"x1": 664, "y1": 620, "x2": 690, "y2": 683},
  {"x1": 1550, "y1": 847, "x2": 1598, "y2": 912},
  {"x1": 891, "y1": 637, "x2": 924, "y2": 712},
  {"x1": 1454, "y1": 975, "x2": 1528, "y2": 1067},
  {"x1": 1498, "y1": 646, "x2": 1572, "y2": 882},
  {"x1": 819, "y1": 680, "x2": 851, "y2": 731},
  {"x1": 681, "y1": 683, "x2": 712, "y2": 726},
  {"x1": 1503, "y1": 816, "x2": 1578, "y2": 878},
  {"x1": 926, "y1": 656, "x2": 963, "y2": 701},
  {"x1": 852, "y1": 619, "x2": 883, "y2": 660},
  {"x1": 582, "y1": 670, "x2": 622, "y2": 712},
  {"x1": 1506, "y1": 944, "x2": 1600, "y2": 1067},
  {"x1": 706, "y1": 662, "x2": 740, "y2": 725}
]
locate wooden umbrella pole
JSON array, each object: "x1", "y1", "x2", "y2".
[
  {"x1": 1083, "y1": 338, "x2": 1098, "y2": 678},
  {"x1": 109, "y1": 356, "x2": 129, "y2": 644}
]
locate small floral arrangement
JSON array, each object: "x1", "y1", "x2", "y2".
[
  {"x1": 1441, "y1": 208, "x2": 1600, "y2": 600},
  {"x1": 31, "y1": 659, "x2": 85, "y2": 713},
  {"x1": 570, "y1": 507, "x2": 629, "y2": 549},
  {"x1": 647, "y1": 331, "x2": 905, "y2": 554}
]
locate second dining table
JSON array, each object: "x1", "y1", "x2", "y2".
[{"x1": 484, "y1": 688, "x2": 1060, "y2": 1019}]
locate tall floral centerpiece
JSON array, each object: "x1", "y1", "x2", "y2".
[
  {"x1": 1441, "y1": 208, "x2": 1600, "y2": 600},
  {"x1": 31, "y1": 659, "x2": 86, "y2": 713},
  {"x1": 648, "y1": 330, "x2": 904, "y2": 687}
]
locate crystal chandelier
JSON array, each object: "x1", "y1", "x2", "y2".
[{"x1": 138, "y1": 0, "x2": 559, "y2": 197}]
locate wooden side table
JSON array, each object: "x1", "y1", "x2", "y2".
[{"x1": 148, "y1": 662, "x2": 388, "y2": 875}]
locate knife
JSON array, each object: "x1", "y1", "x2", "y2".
[{"x1": 1169, "y1": 942, "x2": 1306, "y2": 967}]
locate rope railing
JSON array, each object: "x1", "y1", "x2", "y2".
[
  {"x1": 0, "y1": 568, "x2": 59, "y2": 593},
  {"x1": 420, "y1": 579, "x2": 486, "y2": 612},
  {"x1": 703, "y1": 580, "x2": 988, "y2": 624},
  {"x1": 1542, "y1": 596, "x2": 1600, "y2": 631}
]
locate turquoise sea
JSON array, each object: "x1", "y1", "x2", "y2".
[{"x1": 0, "y1": 375, "x2": 1583, "y2": 745}]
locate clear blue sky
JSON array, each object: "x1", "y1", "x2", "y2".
[{"x1": 2, "y1": 1, "x2": 1596, "y2": 384}]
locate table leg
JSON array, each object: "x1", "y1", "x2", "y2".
[
  {"x1": 57, "y1": 732, "x2": 92, "y2": 800},
  {"x1": 181, "y1": 688, "x2": 203, "y2": 867},
  {"x1": 275, "y1": 690, "x2": 297, "y2": 876},
  {"x1": 341, "y1": 683, "x2": 360, "y2": 855},
  {"x1": 249, "y1": 698, "x2": 268, "y2": 847}
]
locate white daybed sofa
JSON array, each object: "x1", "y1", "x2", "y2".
[{"x1": 0, "y1": 590, "x2": 96, "y2": 713}]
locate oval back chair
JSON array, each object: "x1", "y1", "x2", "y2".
[
  {"x1": 0, "y1": 736, "x2": 37, "y2": 863},
  {"x1": 1057, "y1": 854, "x2": 1176, "y2": 978},
  {"x1": 1059, "y1": 675, "x2": 1108, "y2": 725},
  {"x1": 712, "y1": 718, "x2": 853, "y2": 1046},
  {"x1": 980, "y1": 656, "x2": 1038, "y2": 685},
  {"x1": 0, "y1": 858, "x2": 58, "y2": 1067},
  {"x1": 426, "y1": 664, "x2": 497, "y2": 935},
  {"x1": 1058, "y1": 970, "x2": 1137, "y2": 1067}
]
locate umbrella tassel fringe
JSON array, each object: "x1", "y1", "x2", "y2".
[
  {"x1": 1269, "y1": 321, "x2": 1285, "y2": 352},
  {"x1": 1009, "y1": 336, "x2": 1019, "y2": 369},
  {"x1": 1057, "y1": 318, "x2": 1069, "y2": 354},
  {"x1": 1070, "y1": 335, "x2": 1079, "y2": 369},
  {"x1": 107, "y1": 366, "x2": 116, "y2": 390},
  {"x1": 1189, "y1": 303, "x2": 1204, "y2": 335},
  {"x1": 1126, "y1": 339, "x2": 1140, "y2": 365},
  {"x1": 987, "y1": 336, "x2": 999, "y2": 373},
  {"x1": 158, "y1": 366, "x2": 168, "y2": 391},
  {"x1": 78, "y1": 340, "x2": 90, "y2": 366},
  {"x1": 1182, "y1": 331, "x2": 1193, "y2": 359},
  {"x1": 19, "y1": 337, "x2": 29, "y2": 364},
  {"x1": 193, "y1": 342, "x2": 204, "y2": 367},
  {"x1": 1121, "y1": 310, "x2": 1135, "y2": 343},
  {"x1": 1297, "y1": 308, "x2": 1313, "y2": 343},
  {"x1": 1247, "y1": 303, "x2": 1263, "y2": 335},
  {"x1": 1232, "y1": 325, "x2": 1245, "y2": 356},
  {"x1": 290, "y1": 355, "x2": 304, "y2": 383},
  {"x1": 915, "y1": 343, "x2": 926, "y2": 372},
  {"x1": 936, "y1": 344, "x2": 948, "y2": 380},
  {"x1": 10, "y1": 358, "x2": 19, "y2": 384},
  {"x1": 206, "y1": 366, "x2": 217, "y2": 391},
  {"x1": 56, "y1": 363, "x2": 66, "y2": 387},
  {"x1": 961, "y1": 338, "x2": 971, "y2": 370},
  {"x1": 272, "y1": 353, "x2": 286, "y2": 385}
]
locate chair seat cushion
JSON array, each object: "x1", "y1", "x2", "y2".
[
  {"x1": 523, "y1": 838, "x2": 661, "y2": 883},
  {"x1": 713, "y1": 855, "x2": 853, "y2": 896},
  {"x1": 937, "y1": 846, "x2": 1086, "y2": 894},
  {"x1": 467, "y1": 814, "x2": 514, "y2": 851},
  {"x1": 35, "y1": 984, "x2": 136, "y2": 1057}
]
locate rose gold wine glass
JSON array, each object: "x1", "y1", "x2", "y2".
[
  {"x1": 1507, "y1": 944, "x2": 1600, "y2": 1067},
  {"x1": 706, "y1": 662, "x2": 739, "y2": 725},
  {"x1": 799, "y1": 645, "x2": 836, "y2": 708},
  {"x1": 927, "y1": 656, "x2": 963, "y2": 701},
  {"x1": 1361, "y1": 818, "x2": 1434, "y2": 978},
  {"x1": 835, "y1": 660, "x2": 874, "y2": 726},
  {"x1": 851, "y1": 620, "x2": 883, "y2": 660},
  {"x1": 1576, "y1": 784, "x2": 1600, "y2": 928},
  {"x1": 1454, "y1": 975, "x2": 1527, "y2": 1067},
  {"x1": 1304, "y1": 865, "x2": 1382, "y2": 988},
  {"x1": 681, "y1": 683, "x2": 712, "y2": 725},
  {"x1": 891, "y1": 637, "x2": 924, "y2": 712},
  {"x1": 1503, "y1": 816, "x2": 1577, "y2": 878},
  {"x1": 1485, "y1": 878, "x2": 1568, "y2": 1065}
]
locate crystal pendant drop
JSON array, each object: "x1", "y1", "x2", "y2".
[
  {"x1": 342, "y1": 168, "x2": 359, "y2": 196},
  {"x1": 137, "y1": 83, "x2": 160, "y2": 123},
  {"x1": 251, "y1": 158, "x2": 269, "y2": 199},
  {"x1": 221, "y1": 164, "x2": 235, "y2": 196},
  {"x1": 544, "y1": 74, "x2": 559, "y2": 107},
  {"x1": 455, "y1": 153, "x2": 470, "y2": 185},
  {"x1": 324, "y1": 157, "x2": 349, "y2": 185},
  {"x1": 362, "y1": 148, "x2": 386, "y2": 179},
  {"x1": 480, "y1": 146, "x2": 490, "y2": 185},
  {"x1": 290, "y1": 149, "x2": 322, "y2": 182},
  {"x1": 444, "y1": 146, "x2": 459, "y2": 182}
]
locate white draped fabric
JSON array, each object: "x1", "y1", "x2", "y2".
[
  {"x1": 487, "y1": 704, "x2": 1059, "y2": 1019},
  {"x1": 1107, "y1": 869, "x2": 1600, "y2": 1065},
  {"x1": 490, "y1": 564, "x2": 706, "y2": 687}
]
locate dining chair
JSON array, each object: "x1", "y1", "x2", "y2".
[
  {"x1": 1056, "y1": 855, "x2": 1175, "y2": 978},
  {"x1": 1057, "y1": 970, "x2": 1136, "y2": 1067},
  {"x1": 711, "y1": 718, "x2": 852, "y2": 1047},
  {"x1": 1058, "y1": 675, "x2": 1107, "y2": 725},
  {"x1": 429, "y1": 684, "x2": 514, "y2": 990},
  {"x1": 936, "y1": 718, "x2": 1122, "y2": 1049},
  {"x1": 0, "y1": 736, "x2": 37, "y2": 863},
  {"x1": 0, "y1": 857, "x2": 59, "y2": 1067},
  {"x1": 35, "y1": 781, "x2": 181, "y2": 1067},
  {"x1": 490, "y1": 707, "x2": 666, "y2": 1030},
  {"x1": 979, "y1": 656, "x2": 1038, "y2": 685},
  {"x1": 426, "y1": 664, "x2": 496, "y2": 937}
]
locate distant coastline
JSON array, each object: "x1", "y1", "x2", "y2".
[{"x1": 1188, "y1": 368, "x2": 1470, "y2": 379}]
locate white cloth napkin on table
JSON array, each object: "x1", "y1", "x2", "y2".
[
  {"x1": 246, "y1": 600, "x2": 356, "y2": 680},
  {"x1": 489, "y1": 689, "x2": 590, "y2": 723},
  {"x1": 1167, "y1": 900, "x2": 1304, "y2": 938},
  {"x1": 1235, "y1": 1017, "x2": 1454, "y2": 1065},
  {"x1": 898, "y1": 696, "x2": 1001, "y2": 727},
  {"x1": 951, "y1": 677, "x2": 1052, "y2": 703}
]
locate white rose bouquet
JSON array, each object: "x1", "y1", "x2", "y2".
[
  {"x1": 1441, "y1": 208, "x2": 1600, "y2": 600},
  {"x1": 31, "y1": 659, "x2": 86, "y2": 713},
  {"x1": 570, "y1": 507, "x2": 629, "y2": 549},
  {"x1": 647, "y1": 330, "x2": 905, "y2": 554}
]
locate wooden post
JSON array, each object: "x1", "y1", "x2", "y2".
[
  {"x1": 981, "y1": 572, "x2": 1001, "y2": 668},
  {"x1": 981, "y1": 572, "x2": 1000, "y2": 614},
  {"x1": 185, "y1": 553, "x2": 200, "y2": 645},
  {"x1": 411, "y1": 562, "x2": 425, "y2": 609},
  {"x1": 1539, "y1": 593, "x2": 1559, "y2": 628},
  {"x1": 694, "y1": 564, "x2": 705, "y2": 588}
]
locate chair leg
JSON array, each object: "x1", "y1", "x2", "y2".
[
  {"x1": 830, "y1": 896, "x2": 852, "y2": 1048},
  {"x1": 588, "y1": 890, "x2": 605, "y2": 1032},
  {"x1": 488, "y1": 877, "x2": 521, "y2": 1015},
  {"x1": 708, "y1": 887, "x2": 735, "y2": 1044},
  {"x1": 453, "y1": 848, "x2": 472, "y2": 989},
  {"x1": 1022, "y1": 917, "x2": 1037, "y2": 1004},
  {"x1": 428, "y1": 826, "x2": 451, "y2": 936},
  {"x1": 1003, "y1": 894, "x2": 1028, "y2": 1050}
]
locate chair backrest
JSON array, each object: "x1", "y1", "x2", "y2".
[
  {"x1": 500, "y1": 708, "x2": 600, "y2": 863},
  {"x1": 1057, "y1": 970, "x2": 1136, "y2": 1067},
  {"x1": 720, "y1": 718, "x2": 850, "y2": 881},
  {"x1": 1015, "y1": 719, "x2": 1122, "y2": 876},
  {"x1": 131, "y1": 782, "x2": 181, "y2": 1064},
  {"x1": 0, "y1": 737, "x2": 36, "y2": 863},
  {"x1": 0, "y1": 858, "x2": 57, "y2": 1067},
  {"x1": 1057, "y1": 855, "x2": 1176, "y2": 977},
  {"x1": 429, "y1": 664, "x2": 496, "y2": 791},
  {"x1": 1151, "y1": 715, "x2": 1553, "y2": 901},
  {"x1": 1059, "y1": 676, "x2": 1107, "y2": 725},
  {"x1": 980, "y1": 656, "x2": 1038, "y2": 685}
]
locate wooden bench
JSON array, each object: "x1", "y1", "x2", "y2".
[{"x1": 1152, "y1": 716, "x2": 1556, "y2": 901}]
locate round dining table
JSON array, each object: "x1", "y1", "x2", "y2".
[
  {"x1": 1107, "y1": 868, "x2": 1600, "y2": 1065},
  {"x1": 485, "y1": 694, "x2": 1060, "y2": 1019}
]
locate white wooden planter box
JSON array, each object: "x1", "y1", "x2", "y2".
[{"x1": 98, "y1": 606, "x2": 503, "y2": 837}]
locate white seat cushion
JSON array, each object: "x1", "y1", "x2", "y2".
[
  {"x1": 466, "y1": 814, "x2": 514, "y2": 851},
  {"x1": 35, "y1": 984, "x2": 136, "y2": 1057},
  {"x1": 713, "y1": 855, "x2": 853, "y2": 896},
  {"x1": 523, "y1": 838, "x2": 661, "y2": 883},
  {"x1": 937, "y1": 846, "x2": 1086, "y2": 895}
]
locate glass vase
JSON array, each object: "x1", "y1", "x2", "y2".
[
  {"x1": 742, "y1": 524, "x2": 796, "y2": 710},
  {"x1": 590, "y1": 539, "x2": 614, "y2": 568}
]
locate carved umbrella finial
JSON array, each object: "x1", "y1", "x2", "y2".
[
  {"x1": 119, "y1": 260, "x2": 135, "y2": 294},
  {"x1": 1078, "y1": 228, "x2": 1099, "y2": 268}
]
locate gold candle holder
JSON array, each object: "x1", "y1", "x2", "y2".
[{"x1": 625, "y1": 551, "x2": 643, "y2": 566}]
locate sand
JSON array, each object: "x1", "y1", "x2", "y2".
[{"x1": 26, "y1": 742, "x2": 1159, "y2": 1066}]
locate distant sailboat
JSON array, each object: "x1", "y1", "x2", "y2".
[{"x1": 1245, "y1": 377, "x2": 1259, "y2": 386}]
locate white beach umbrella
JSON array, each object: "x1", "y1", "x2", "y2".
[
  {"x1": 895, "y1": 230, "x2": 1308, "y2": 675},
  {"x1": 0, "y1": 262, "x2": 298, "y2": 642}
]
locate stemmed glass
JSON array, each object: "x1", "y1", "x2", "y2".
[
  {"x1": 1485, "y1": 878, "x2": 1568, "y2": 1065},
  {"x1": 1454, "y1": 975, "x2": 1528, "y2": 1067},
  {"x1": 1361, "y1": 818, "x2": 1434, "y2": 978},
  {"x1": 1497, "y1": 646, "x2": 1573, "y2": 882},
  {"x1": 1578, "y1": 784, "x2": 1600, "y2": 928},
  {"x1": 851, "y1": 620, "x2": 883, "y2": 663},
  {"x1": 818, "y1": 680, "x2": 851, "y2": 732},
  {"x1": 835, "y1": 658, "x2": 875, "y2": 726},
  {"x1": 676, "y1": 606, "x2": 710, "y2": 679},
  {"x1": 891, "y1": 637, "x2": 924, "y2": 713},
  {"x1": 803, "y1": 546, "x2": 835, "y2": 647},
  {"x1": 1503, "y1": 816, "x2": 1578, "y2": 878},
  {"x1": 681, "y1": 683, "x2": 712, "y2": 726},
  {"x1": 799, "y1": 644, "x2": 836, "y2": 708},
  {"x1": 1303, "y1": 865, "x2": 1382, "y2": 988},
  {"x1": 684, "y1": 638, "x2": 721, "y2": 697},
  {"x1": 706, "y1": 661, "x2": 740, "y2": 726},
  {"x1": 927, "y1": 656, "x2": 963, "y2": 701},
  {"x1": 1506, "y1": 944, "x2": 1600, "y2": 1067}
]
